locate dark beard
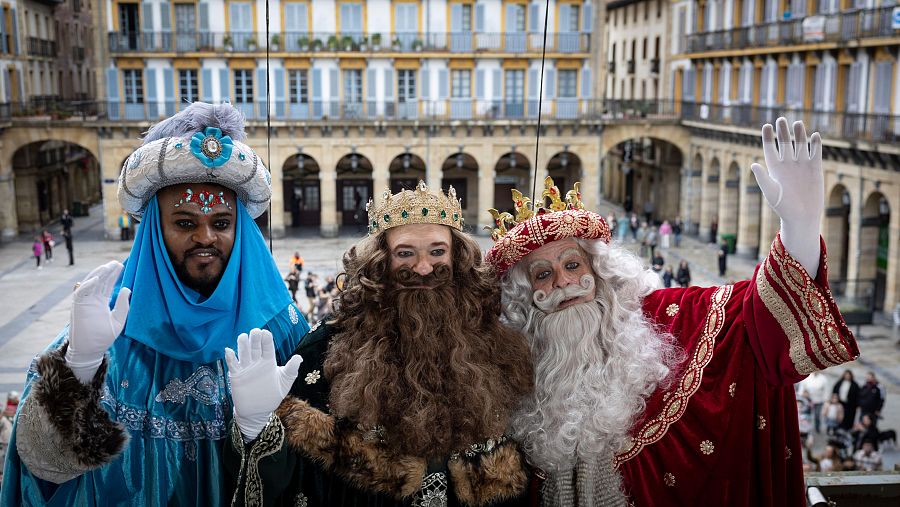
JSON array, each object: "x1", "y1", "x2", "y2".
[{"x1": 325, "y1": 264, "x2": 533, "y2": 459}]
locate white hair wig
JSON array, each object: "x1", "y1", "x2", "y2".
[{"x1": 501, "y1": 238, "x2": 684, "y2": 472}]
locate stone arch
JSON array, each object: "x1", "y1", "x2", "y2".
[
  {"x1": 601, "y1": 136, "x2": 684, "y2": 223},
  {"x1": 493, "y1": 150, "x2": 531, "y2": 214},
  {"x1": 388, "y1": 150, "x2": 427, "y2": 192},
  {"x1": 11, "y1": 139, "x2": 102, "y2": 233},
  {"x1": 335, "y1": 150, "x2": 374, "y2": 228},
  {"x1": 441, "y1": 150, "x2": 479, "y2": 228},
  {"x1": 700, "y1": 156, "x2": 721, "y2": 242},
  {"x1": 824, "y1": 183, "x2": 851, "y2": 282},
  {"x1": 719, "y1": 160, "x2": 741, "y2": 242},
  {"x1": 860, "y1": 191, "x2": 890, "y2": 311},
  {"x1": 282, "y1": 152, "x2": 322, "y2": 227},
  {"x1": 546, "y1": 149, "x2": 582, "y2": 195},
  {"x1": 600, "y1": 124, "x2": 691, "y2": 163}
]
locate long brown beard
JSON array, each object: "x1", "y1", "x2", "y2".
[{"x1": 325, "y1": 231, "x2": 534, "y2": 459}]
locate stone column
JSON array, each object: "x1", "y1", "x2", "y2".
[
  {"x1": 319, "y1": 142, "x2": 339, "y2": 238},
  {"x1": 0, "y1": 142, "x2": 18, "y2": 241},
  {"x1": 268, "y1": 144, "x2": 288, "y2": 238},
  {"x1": 757, "y1": 196, "x2": 781, "y2": 261},
  {"x1": 477, "y1": 143, "x2": 495, "y2": 235},
  {"x1": 580, "y1": 142, "x2": 600, "y2": 211},
  {"x1": 737, "y1": 156, "x2": 762, "y2": 257},
  {"x1": 372, "y1": 142, "x2": 390, "y2": 203}
]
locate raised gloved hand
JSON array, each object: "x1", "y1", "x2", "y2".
[
  {"x1": 65, "y1": 261, "x2": 132, "y2": 384},
  {"x1": 225, "y1": 328, "x2": 304, "y2": 441},
  {"x1": 751, "y1": 117, "x2": 824, "y2": 278}
]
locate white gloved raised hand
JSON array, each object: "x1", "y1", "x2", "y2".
[
  {"x1": 65, "y1": 261, "x2": 132, "y2": 384},
  {"x1": 225, "y1": 328, "x2": 304, "y2": 441},
  {"x1": 751, "y1": 117, "x2": 824, "y2": 278}
]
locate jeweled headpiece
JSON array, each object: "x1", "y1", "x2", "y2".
[
  {"x1": 366, "y1": 180, "x2": 464, "y2": 235},
  {"x1": 117, "y1": 102, "x2": 272, "y2": 219},
  {"x1": 485, "y1": 176, "x2": 610, "y2": 276}
]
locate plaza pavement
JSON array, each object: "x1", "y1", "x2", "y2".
[{"x1": 1, "y1": 203, "x2": 898, "y2": 469}]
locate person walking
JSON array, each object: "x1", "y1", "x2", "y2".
[
  {"x1": 799, "y1": 371, "x2": 830, "y2": 433},
  {"x1": 617, "y1": 214, "x2": 630, "y2": 243},
  {"x1": 118, "y1": 211, "x2": 131, "y2": 241},
  {"x1": 304, "y1": 272, "x2": 318, "y2": 320},
  {"x1": 673, "y1": 217, "x2": 684, "y2": 247},
  {"x1": 288, "y1": 251, "x2": 304, "y2": 272},
  {"x1": 645, "y1": 224, "x2": 658, "y2": 259},
  {"x1": 63, "y1": 229, "x2": 74, "y2": 266},
  {"x1": 662, "y1": 266, "x2": 674, "y2": 288},
  {"x1": 718, "y1": 239, "x2": 729, "y2": 277},
  {"x1": 284, "y1": 268, "x2": 301, "y2": 303},
  {"x1": 60, "y1": 209, "x2": 74, "y2": 234},
  {"x1": 822, "y1": 393, "x2": 845, "y2": 436},
  {"x1": 41, "y1": 230, "x2": 53, "y2": 262},
  {"x1": 676, "y1": 259, "x2": 692, "y2": 287},
  {"x1": 31, "y1": 237, "x2": 42, "y2": 269},
  {"x1": 659, "y1": 220, "x2": 673, "y2": 249},
  {"x1": 833, "y1": 370, "x2": 861, "y2": 431},
  {"x1": 858, "y1": 371, "x2": 886, "y2": 422}
]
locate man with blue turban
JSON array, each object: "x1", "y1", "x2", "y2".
[{"x1": 1, "y1": 102, "x2": 308, "y2": 506}]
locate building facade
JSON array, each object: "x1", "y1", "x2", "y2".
[{"x1": 605, "y1": 0, "x2": 669, "y2": 102}]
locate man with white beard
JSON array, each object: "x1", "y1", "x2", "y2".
[{"x1": 485, "y1": 118, "x2": 859, "y2": 507}]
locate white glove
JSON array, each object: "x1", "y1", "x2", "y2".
[
  {"x1": 751, "y1": 118, "x2": 824, "y2": 278},
  {"x1": 65, "y1": 261, "x2": 132, "y2": 384},
  {"x1": 225, "y1": 328, "x2": 304, "y2": 441}
]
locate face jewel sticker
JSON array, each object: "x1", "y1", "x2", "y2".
[{"x1": 174, "y1": 188, "x2": 234, "y2": 214}]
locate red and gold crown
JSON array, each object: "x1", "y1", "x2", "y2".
[{"x1": 485, "y1": 176, "x2": 611, "y2": 276}]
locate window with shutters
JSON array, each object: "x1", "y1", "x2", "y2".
[
  {"x1": 179, "y1": 69, "x2": 198, "y2": 102},
  {"x1": 505, "y1": 69, "x2": 524, "y2": 101},
  {"x1": 873, "y1": 61, "x2": 892, "y2": 114},
  {"x1": 567, "y1": 5, "x2": 580, "y2": 31},
  {"x1": 123, "y1": 69, "x2": 143, "y2": 103},
  {"x1": 559, "y1": 69, "x2": 577, "y2": 97},
  {"x1": 233, "y1": 69, "x2": 253, "y2": 104},
  {"x1": 398, "y1": 69, "x2": 416, "y2": 102},
  {"x1": 289, "y1": 69, "x2": 308, "y2": 104},
  {"x1": 343, "y1": 69, "x2": 363, "y2": 103},
  {"x1": 451, "y1": 69, "x2": 471, "y2": 98},
  {"x1": 339, "y1": 2, "x2": 363, "y2": 39},
  {"x1": 509, "y1": 3, "x2": 526, "y2": 31}
]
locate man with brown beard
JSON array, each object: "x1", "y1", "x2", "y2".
[
  {"x1": 486, "y1": 119, "x2": 860, "y2": 507},
  {"x1": 224, "y1": 182, "x2": 534, "y2": 507}
]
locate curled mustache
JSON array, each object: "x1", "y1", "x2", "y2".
[
  {"x1": 532, "y1": 274, "x2": 596, "y2": 313},
  {"x1": 392, "y1": 263, "x2": 452, "y2": 289}
]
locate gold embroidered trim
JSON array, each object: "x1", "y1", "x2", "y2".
[
  {"x1": 700, "y1": 440, "x2": 714, "y2": 455},
  {"x1": 756, "y1": 237, "x2": 854, "y2": 375},
  {"x1": 614, "y1": 285, "x2": 733, "y2": 466},
  {"x1": 757, "y1": 415, "x2": 767, "y2": 430},
  {"x1": 242, "y1": 414, "x2": 285, "y2": 507},
  {"x1": 728, "y1": 382, "x2": 736, "y2": 398}
]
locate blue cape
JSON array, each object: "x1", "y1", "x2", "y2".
[{"x1": 112, "y1": 196, "x2": 290, "y2": 363}]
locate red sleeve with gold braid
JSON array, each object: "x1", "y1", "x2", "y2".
[{"x1": 745, "y1": 234, "x2": 859, "y2": 386}]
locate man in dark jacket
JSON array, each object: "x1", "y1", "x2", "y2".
[{"x1": 858, "y1": 371, "x2": 886, "y2": 421}]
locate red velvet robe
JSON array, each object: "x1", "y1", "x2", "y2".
[{"x1": 616, "y1": 236, "x2": 858, "y2": 506}]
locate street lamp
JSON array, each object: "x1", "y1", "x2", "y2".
[
  {"x1": 456, "y1": 145, "x2": 465, "y2": 169},
  {"x1": 296, "y1": 146, "x2": 306, "y2": 176},
  {"x1": 402, "y1": 145, "x2": 411, "y2": 172},
  {"x1": 560, "y1": 144, "x2": 570, "y2": 169},
  {"x1": 350, "y1": 146, "x2": 359, "y2": 172},
  {"x1": 509, "y1": 145, "x2": 517, "y2": 169}
]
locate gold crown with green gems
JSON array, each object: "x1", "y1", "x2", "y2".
[{"x1": 366, "y1": 180, "x2": 464, "y2": 235}]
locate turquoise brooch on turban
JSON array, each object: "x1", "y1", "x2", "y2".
[{"x1": 191, "y1": 127, "x2": 234, "y2": 168}]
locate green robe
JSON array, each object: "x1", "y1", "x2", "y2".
[{"x1": 225, "y1": 320, "x2": 533, "y2": 507}]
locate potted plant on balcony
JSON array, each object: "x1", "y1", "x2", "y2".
[
  {"x1": 371, "y1": 33, "x2": 382, "y2": 51},
  {"x1": 246, "y1": 36, "x2": 258, "y2": 51},
  {"x1": 311, "y1": 37, "x2": 323, "y2": 51},
  {"x1": 392, "y1": 36, "x2": 401, "y2": 51},
  {"x1": 341, "y1": 35, "x2": 354, "y2": 51},
  {"x1": 297, "y1": 35, "x2": 310, "y2": 51},
  {"x1": 270, "y1": 34, "x2": 281, "y2": 52},
  {"x1": 224, "y1": 35, "x2": 234, "y2": 52},
  {"x1": 412, "y1": 38, "x2": 424, "y2": 52},
  {"x1": 327, "y1": 35, "x2": 339, "y2": 51},
  {"x1": 359, "y1": 35, "x2": 369, "y2": 51}
]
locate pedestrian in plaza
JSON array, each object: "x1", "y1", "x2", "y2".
[
  {"x1": 118, "y1": 210, "x2": 131, "y2": 241},
  {"x1": 284, "y1": 267, "x2": 301, "y2": 303},
  {"x1": 617, "y1": 213, "x2": 630, "y2": 242},
  {"x1": 852, "y1": 414, "x2": 881, "y2": 452},
  {"x1": 718, "y1": 239, "x2": 729, "y2": 277},
  {"x1": 833, "y1": 369, "x2": 861, "y2": 431},
  {"x1": 673, "y1": 217, "x2": 684, "y2": 247},
  {"x1": 607, "y1": 212, "x2": 617, "y2": 237},
  {"x1": 811, "y1": 444, "x2": 844, "y2": 472},
  {"x1": 642, "y1": 198, "x2": 654, "y2": 222},
  {"x1": 645, "y1": 223, "x2": 658, "y2": 259},
  {"x1": 1, "y1": 102, "x2": 309, "y2": 506},
  {"x1": 799, "y1": 370, "x2": 830, "y2": 434},
  {"x1": 676, "y1": 259, "x2": 692, "y2": 287},
  {"x1": 304, "y1": 272, "x2": 318, "y2": 320},
  {"x1": 858, "y1": 371, "x2": 886, "y2": 422},
  {"x1": 629, "y1": 212, "x2": 639, "y2": 241},
  {"x1": 651, "y1": 251, "x2": 665, "y2": 274},
  {"x1": 623, "y1": 195, "x2": 633, "y2": 214},
  {"x1": 662, "y1": 265, "x2": 674, "y2": 288},
  {"x1": 288, "y1": 250, "x2": 304, "y2": 272},
  {"x1": 636, "y1": 221, "x2": 649, "y2": 257},
  {"x1": 63, "y1": 228, "x2": 74, "y2": 266},
  {"x1": 31, "y1": 236, "x2": 42, "y2": 269},
  {"x1": 41, "y1": 229, "x2": 53, "y2": 262},
  {"x1": 822, "y1": 393, "x2": 845, "y2": 437},
  {"x1": 853, "y1": 439, "x2": 883, "y2": 471},
  {"x1": 710, "y1": 219, "x2": 718, "y2": 243},
  {"x1": 60, "y1": 209, "x2": 74, "y2": 234},
  {"x1": 658, "y1": 219, "x2": 672, "y2": 249}
]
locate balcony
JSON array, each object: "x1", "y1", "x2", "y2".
[
  {"x1": 650, "y1": 58, "x2": 660, "y2": 74},
  {"x1": 608, "y1": 61, "x2": 615, "y2": 73},
  {"x1": 681, "y1": 101, "x2": 900, "y2": 144},
  {"x1": 72, "y1": 46, "x2": 85, "y2": 61},
  {"x1": 107, "y1": 31, "x2": 591, "y2": 54},
  {"x1": 627, "y1": 60, "x2": 635, "y2": 74},
  {"x1": 682, "y1": 6, "x2": 896, "y2": 53},
  {"x1": 27, "y1": 37, "x2": 57, "y2": 57}
]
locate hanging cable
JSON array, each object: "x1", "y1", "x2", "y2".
[
  {"x1": 265, "y1": 0, "x2": 273, "y2": 252},
  {"x1": 531, "y1": 0, "x2": 551, "y2": 206}
]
